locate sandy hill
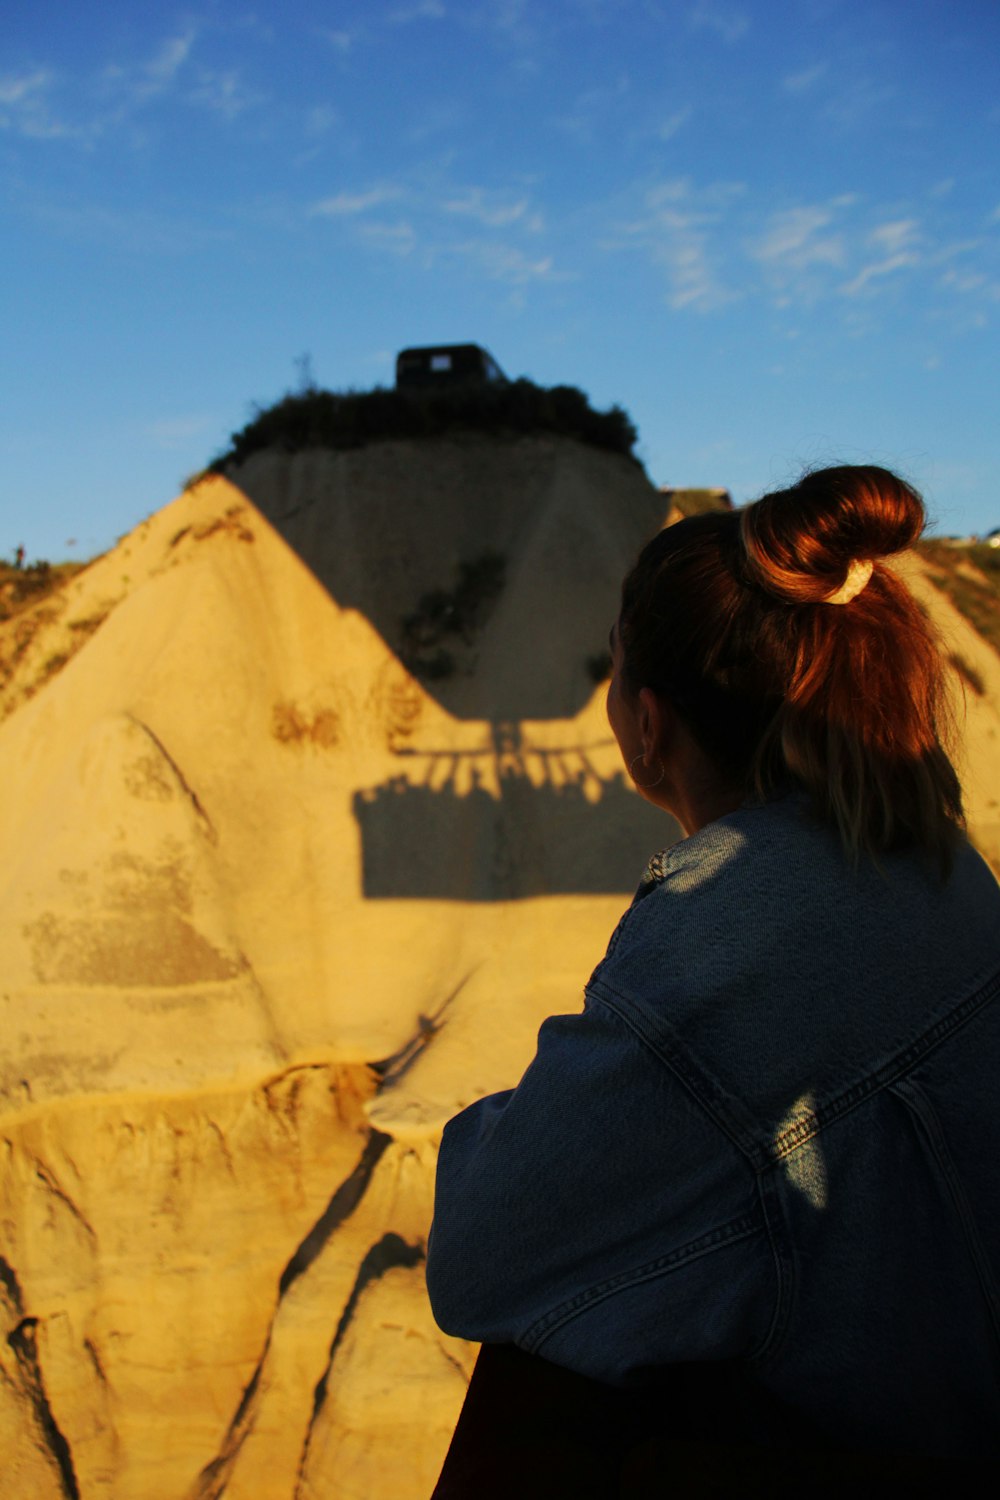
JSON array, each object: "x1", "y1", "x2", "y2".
[
  {"x1": 0, "y1": 437, "x2": 998, "y2": 1500},
  {"x1": 0, "y1": 435, "x2": 674, "y2": 1500}
]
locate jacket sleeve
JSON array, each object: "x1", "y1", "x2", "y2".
[{"x1": 426, "y1": 991, "x2": 774, "y2": 1384}]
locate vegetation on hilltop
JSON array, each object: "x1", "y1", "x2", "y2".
[
  {"x1": 0, "y1": 559, "x2": 97, "y2": 713},
  {"x1": 918, "y1": 539, "x2": 1000, "y2": 664},
  {"x1": 208, "y1": 379, "x2": 640, "y2": 472},
  {"x1": 662, "y1": 487, "x2": 733, "y2": 519},
  {"x1": 0, "y1": 560, "x2": 87, "y2": 623}
]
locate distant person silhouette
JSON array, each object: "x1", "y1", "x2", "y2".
[{"x1": 427, "y1": 465, "x2": 1000, "y2": 1494}]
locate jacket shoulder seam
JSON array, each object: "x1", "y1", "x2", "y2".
[
  {"x1": 587, "y1": 985, "x2": 762, "y2": 1163},
  {"x1": 591, "y1": 966, "x2": 1000, "y2": 1170},
  {"x1": 763, "y1": 965, "x2": 1000, "y2": 1164}
]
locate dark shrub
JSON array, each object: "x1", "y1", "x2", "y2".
[{"x1": 210, "y1": 379, "x2": 639, "y2": 471}]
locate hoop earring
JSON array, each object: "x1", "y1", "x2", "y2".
[{"x1": 629, "y1": 753, "x2": 665, "y2": 790}]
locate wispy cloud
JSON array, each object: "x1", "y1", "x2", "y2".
[
  {"x1": 1, "y1": 30, "x2": 265, "y2": 148},
  {"x1": 824, "y1": 77, "x2": 896, "y2": 130},
  {"x1": 147, "y1": 32, "x2": 196, "y2": 86},
  {"x1": 468, "y1": 0, "x2": 540, "y2": 72},
  {"x1": 442, "y1": 187, "x2": 540, "y2": 229},
  {"x1": 99, "y1": 28, "x2": 198, "y2": 110},
  {"x1": 186, "y1": 68, "x2": 264, "y2": 121},
  {"x1": 941, "y1": 269, "x2": 990, "y2": 296},
  {"x1": 0, "y1": 68, "x2": 83, "y2": 140},
  {"x1": 307, "y1": 166, "x2": 556, "y2": 292},
  {"x1": 662, "y1": 238, "x2": 733, "y2": 309},
  {"x1": 358, "y1": 219, "x2": 418, "y2": 255},
  {"x1": 782, "y1": 63, "x2": 827, "y2": 95},
  {"x1": 658, "y1": 106, "x2": 692, "y2": 142},
  {"x1": 751, "y1": 205, "x2": 845, "y2": 269},
  {"x1": 841, "y1": 218, "x2": 921, "y2": 297},
  {"x1": 0, "y1": 70, "x2": 51, "y2": 106},
  {"x1": 305, "y1": 105, "x2": 337, "y2": 137},
  {"x1": 444, "y1": 239, "x2": 557, "y2": 284},
  {"x1": 748, "y1": 202, "x2": 850, "y2": 304},
  {"x1": 404, "y1": 100, "x2": 467, "y2": 143},
  {"x1": 610, "y1": 177, "x2": 743, "y2": 311},
  {"x1": 871, "y1": 219, "x2": 920, "y2": 255},
  {"x1": 310, "y1": 185, "x2": 404, "y2": 217},
  {"x1": 553, "y1": 75, "x2": 631, "y2": 142},
  {"x1": 688, "y1": 1, "x2": 749, "y2": 45},
  {"x1": 602, "y1": 180, "x2": 1000, "y2": 327},
  {"x1": 388, "y1": 0, "x2": 447, "y2": 20},
  {"x1": 319, "y1": 27, "x2": 356, "y2": 52}
]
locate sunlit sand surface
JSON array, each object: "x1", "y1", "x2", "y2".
[{"x1": 0, "y1": 443, "x2": 996, "y2": 1497}]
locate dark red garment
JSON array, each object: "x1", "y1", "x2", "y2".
[{"x1": 430, "y1": 1343, "x2": 980, "y2": 1498}]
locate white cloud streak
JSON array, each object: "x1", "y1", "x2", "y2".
[
  {"x1": 840, "y1": 219, "x2": 921, "y2": 297},
  {"x1": 658, "y1": 106, "x2": 692, "y2": 141},
  {"x1": 1, "y1": 30, "x2": 265, "y2": 146},
  {"x1": 599, "y1": 177, "x2": 1000, "y2": 331},
  {"x1": 320, "y1": 28, "x2": 356, "y2": 52},
  {"x1": 306, "y1": 169, "x2": 556, "y2": 289},
  {"x1": 610, "y1": 177, "x2": 743, "y2": 311},
  {"x1": 186, "y1": 69, "x2": 264, "y2": 121},
  {"x1": 147, "y1": 32, "x2": 196, "y2": 85},
  {"x1": 388, "y1": 0, "x2": 447, "y2": 20},
  {"x1": 751, "y1": 205, "x2": 846, "y2": 271},
  {"x1": 0, "y1": 70, "x2": 52, "y2": 106},
  {"x1": 782, "y1": 63, "x2": 827, "y2": 95},
  {"x1": 442, "y1": 188, "x2": 538, "y2": 228},
  {"x1": 0, "y1": 69, "x2": 82, "y2": 140},
  {"x1": 357, "y1": 219, "x2": 417, "y2": 255},
  {"x1": 443, "y1": 239, "x2": 557, "y2": 284},
  {"x1": 688, "y1": 0, "x2": 749, "y2": 45},
  {"x1": 310, "y1": 186, "x2": 404, "y2": 217}
]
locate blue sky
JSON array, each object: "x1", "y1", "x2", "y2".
[{"x1": 3, "y1": 0, "x2": 999, "y2": 560}]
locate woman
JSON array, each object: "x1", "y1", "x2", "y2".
[{"x1": 426, "y1": 466, "x2": 1000, "y2": 1489}]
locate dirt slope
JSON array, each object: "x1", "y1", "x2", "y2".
[
  {"x1": 0, "y1": 437, "x2": 672, "y2": 1499},
  {"x1": 0, "y1": 440, "x2": 996, "y2": 1498}
]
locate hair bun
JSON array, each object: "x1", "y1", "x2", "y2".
[{"x1": 741, "y1": 464, "x2": 925, "y2": 605}]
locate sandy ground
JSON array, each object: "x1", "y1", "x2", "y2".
[{"x1": 0, "y1": 439, "x2": 996, "y2": 1498}]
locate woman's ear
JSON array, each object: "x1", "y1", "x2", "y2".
[{"x1": 637, "y1": 687, "x2": 672, "y2": 761}]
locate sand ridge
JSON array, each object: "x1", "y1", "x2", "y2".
[
  {"x1": 0, "y1": 437, "x2": 674, "y2": 1497},
  {"x1": 0, "y1": 438, "x2": 997, "y2": 1497}
]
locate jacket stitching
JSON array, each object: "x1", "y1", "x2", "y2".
[
  {"x1": 524, "y1": 1214, "x2": 762, "y2": 1354},
  {"x1": 748, "y1": 1171, "x2": 796, "y2": 1366},
  {"x1": 761, "y1": 968, "x2": 1000, "y2": 1166},
  {"x1": 589, "y1": 985, "x2": 761, "y2": 1162},
  {"x1": 889, "y1": 1076, "x2": 1000, "y2": 1356},
  {"x1": 592, "y1": 967, "x2": 1000, "y2": 1174}
]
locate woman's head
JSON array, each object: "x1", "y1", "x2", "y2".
[{"x1": 615, "y1": 464, "x2": 963, "y2": 863}]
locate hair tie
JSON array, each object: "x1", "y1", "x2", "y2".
[{"x1": 824, "y1": 558, "x2": 873, "y2": 605}]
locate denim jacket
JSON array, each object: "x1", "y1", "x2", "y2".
[{"x1": 427, "y1": 797, "x2": 1000, "y2": 1458}]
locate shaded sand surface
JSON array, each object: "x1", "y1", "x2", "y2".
[
  {"x1": 0, "y1": 437, "x2": 674, "y2": 1498},
  {"x1": 0, "y1": 438, "x2": 997, "y2": 1498}
]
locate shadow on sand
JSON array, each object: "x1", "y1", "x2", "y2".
[{"x1": 353, "y1": 724, "x2": 678, "y2": 900}]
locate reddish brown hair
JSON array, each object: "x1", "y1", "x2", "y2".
[{"x1": 618, "y1": 465, "x2": 964, "y2": 865}]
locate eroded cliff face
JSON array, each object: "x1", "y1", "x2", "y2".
[
  {"x1": 0, "y1": 440, "x2": 674, "y2": 1497},
  {"x1": 895, "y1": 550, "x2": 1000, "y2": 874},
  {"x1": 2, "y1": 444, "x2": 998, "y2": 1498}
]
